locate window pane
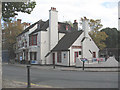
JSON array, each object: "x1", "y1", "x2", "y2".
[
  {"x1": 34, "y1": 52, "x2": 37, "y2": 60},
  {"x1": 33, "y1": 35, "x2": 37, "y2": 45},
  {"x1": 79, "y1": 51, "x2": 81, "y2": 55}
]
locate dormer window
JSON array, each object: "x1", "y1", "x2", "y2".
[
  {"x1": 66, "y1": 25, "x2": 68, "y2": 30},
  {"x1": 69, "y1": 26, "x2": 71, "y2": 30}
]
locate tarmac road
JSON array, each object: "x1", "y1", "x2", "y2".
[{"x1": 2, "y1": 63, "x2": 118, "y2": 88}]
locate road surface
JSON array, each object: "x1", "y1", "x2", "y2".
[{"x1": 2, "y1": 64, "x2": 118, "y2": 88}]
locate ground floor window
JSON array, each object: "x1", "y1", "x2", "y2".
[
  {"x1": 79, "y1": 51, "x2": 81, "y2": 55},
  {"x1": 30, "y1": 52, "x2": 37, "y2": 60},
  {"x1": 64, "y1": 53, "x2": 66, "y2": 58},
  {"x1": 25, "y1": 52, "x2": 28, "y2": 61},
  {"x1": 93, "y1": 52, "x2": 96, "y2": 58},
  {"x1": 57, "y1": 52, "x2": 61, "y2": 63}
]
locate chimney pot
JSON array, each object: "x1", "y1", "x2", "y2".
[
  {"x1": 51, "y1": 7, "x2": 56, "y2": 11},
  {"x1": 17, "y1": 19, "x2": 21, "y2": 23},
  {"x1": 74, "y1": 20, "x2": 77, "y2": 23},
  {"x1": 73, "y1": 20, "x2": 78, "y2": 30}
]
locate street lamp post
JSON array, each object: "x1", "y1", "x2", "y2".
[{"x1": 27, "y1": 65, "x2": 31, "y2": 88}]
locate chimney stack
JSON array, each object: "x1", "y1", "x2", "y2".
[
  {"x1": 73, "y1": 20, "x2": 78, "y2": 30},
  {"x1": 49, "y1": 7, "x2": 58, "y2": 50},
  {"x1": 82, "y1": 17, "x2": 89, "y2": 37}
]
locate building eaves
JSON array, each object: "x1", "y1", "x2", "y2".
[{"x1": 17, "y1": 21, "x2": 39, "y2": 37}]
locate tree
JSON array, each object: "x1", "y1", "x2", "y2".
[
  {"x1": 80, "y1": 17, "x2": 108, "y2": 50},
  {"x1": 89, "y1": 19, "x2": 103, "y2": 31},
  {"x1": 64, "y1": 21, "x2": 73, "y2": 27},
  {"x1": 101, "y1": 27, "x2": 118, "y2": 48},
  {"x1": 2, "y1": 1, "x2": 36, "y2": 22},
  {"x1": 2, "y1": 19, "x2": 24, "y2": 59},
  {"x1": 88, "y1": 18, "x2": 108, "y2": 50},
  {"x1": 89, "y1": 30, "x2": 108, "y2": 50}
]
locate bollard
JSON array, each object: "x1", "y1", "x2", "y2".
[
  {"x1": 82, "y1": 61, "x2": 85, "y2": 70},
  {"x1": 27, "y1": 65, "x2": 31, "y2": 88}
]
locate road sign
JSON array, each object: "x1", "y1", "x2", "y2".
[{"x1": 81, "y1": 58, "x2": 87, "y2": 61}]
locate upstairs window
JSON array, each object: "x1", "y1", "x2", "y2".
[
  {"x1": 29, "y1": 34, "x2": 37, "y2": 46},
  {"x1": 66, "y1": 25, "x2": 71, "y2": 31},
  {"x1": 30, "y1": 52, "x2": 37, "y2": 60}
]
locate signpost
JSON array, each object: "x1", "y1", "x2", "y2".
[
  {"x1": 81, "y1": 58, "x2": 87, "y2": 71},
  {"x1": 83, "y1": 61, "x2": 85, "y2": 70},
  {"x1": 53, "y1": 61, "x2": 55, "y2": 69}
]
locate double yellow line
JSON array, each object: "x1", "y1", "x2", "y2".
[{"x1": 13, "y1": 80, "x2": 53, "y2": 88}]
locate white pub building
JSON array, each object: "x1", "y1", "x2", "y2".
[{"x1": 16, "y1": 7, "x2": 99, "y2": 66}]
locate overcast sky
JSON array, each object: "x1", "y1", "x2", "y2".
[{"x1": 16, "y1": 0, "x2": 119, "y2": 29}]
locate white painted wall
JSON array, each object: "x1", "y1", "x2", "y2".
[
  {"x1": 46, "y1": 54, "x2": 52, "y2": 64},
  {"x1": 81, "y1": 18, "x2": 99, "y2": 60},
  {"x1": 58, "y1": 33, "x2": 65, "y2": 40},
  {"x1": 69, "y1": 32, "x2": 99, "y2": 66},
  {"x1": 55, "y1": 51, "x2": 69, "y2": 66},
  {"x1": 82, "y1": 33, "x2": 99, "y2": 59},
  {"x1": 69, "y1": 33, "x2": 84, "y2": 66},
  {"x1": 40, "y1": 28, "x2": 49, "y2": 64}
]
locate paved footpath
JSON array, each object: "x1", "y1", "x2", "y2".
[
  {"x1": 3, "y1": 62, "x2": 119, "y2": 72},
  {"x1": 3, "y1": 79, "x2": 52, "y2": 88}
]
